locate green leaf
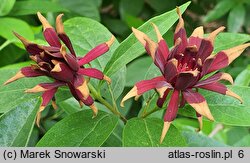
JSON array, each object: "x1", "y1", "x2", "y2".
[
  {"x1": 233, "y1": 135, "x2": 250, "y2": 147},
  {"x1": 0, "y1": 18, "x2": 34, "y2": 49},
  {"x1": 10, "y1": 0, "x2": 67, "y2": 16},
  {"x1": 0, "y1": 98, "x2": 39, "y2": 146},
  {"x1": 0, "y1": 0, "x2": 15, "y2": 16},
  {"x1": 126, "y1": 56, "x2": 152, "y2": 87},
  {"x1": 213, "y1": 33, "x2": 250, "y2": 53},
  {"x1": 102, "y1": 120, "x2": 124, "y2": 147},
  {"x1": 119, "y1": 0, "x2": 144, "y2": 19},
  {"x1": 123, "y1": 117, "x2": 186, "y2": 147},
  {"x1": 235, "y1": 65, "x2": 250, "y2": 86},
  {"x1": 103, "y1": 2, "x2": 191, "y2": 77},
  {"x1": 225, "y1": 127, "x2": 249, "y2": 146},
  {"x1": 0, "y1": 63, "x2": 50, "y2": 113},
  {"x1": 36, "y1": 110, "x2": 118, "y2": 147},
  {"x1": 55, "y1": 0, "x2": 101, "y2": 21},
  {"x1": 203, "y1": 0, "x2": 236, "y2": 22},
  {"x1": 182, "y1": 131, "x2": 227, "y2": 147},
  {"x1": 227, "y1": 4, "x2": 246, "y2": 33},
  {"x1": 63, "y1": 17, "x2": 125, "y2": 99}
]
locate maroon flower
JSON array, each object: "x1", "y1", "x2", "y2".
[
  {"x1": 121, "y1": 8, "x2": 250, "y2": 143},
  {"x1": 4, "y1": 12, "x2": 114, "y2": 126}
]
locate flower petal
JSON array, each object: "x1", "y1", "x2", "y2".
[
  {"x1": 4, "y1": 66, "x2": 44, "y2": 85},
  {"x1": 161, "y1": 90, "x2": 179, "y2": 143},
  {"x1": 120, "y1": 76, "x2": 166, "y2": 107},
  {"x1": 175, "y1": 69, "x2": 199, "y2": 90},
  {"x1": 56, "y1": 14, "x2": 76, "y2": 56},
  {"x1": 174, "y1": 7, "x2": 187, "y2": 47},
  {"x1": 157, "y1": 89, "x2": 170, "y2": 108},
  {"x1": 183, "y1": 89, "x2": 214, "y2": 121},
  {"x1": 195, "y1": 72, "x2": 233, "y2": 87},
  {"x1": 164, "y1": 59, "x2": 178, "y2": 82},
  {"x1": 37, "y1": 12, "x2": 61, "y2": 47},
  {"x1": 36, "y1": 88, "x2": 57, "y2": 126},
  {"x1": 196, "y1": 82, "x2": 243, "y2": 103},
  {"x1": 78, "y1": 36, "x2": 115, "y2": 66},
  {"x1": 60, "y1": 45, "x2": 79, "y2": 71},
  {"x1": 50, "y1": 62, "x2": 74, "y2": 82},
  {"x1": 207, "y1": 43, "x2": 250, "y2": 73},
  {"x1": 13, "y1": 32, "x2": 43, "y2": 55},
  {"x1": 25, "y1": 81, "x2": 65, "y2": 93},
  {"x1": 132, "y1": 27, "x2": 158, "y2": 60},
  {"x1": 77, "y1": 68, "x2": 111, "y2": 84}
]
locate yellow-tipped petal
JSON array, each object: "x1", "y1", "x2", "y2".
[
  {"x1": 13, "y1": 32, "x2": 32, "y2": 47},
  {"x1": 52, "y1": 100, "x2": 58, "y2": 110},
  {"x1": 77, "y1": 80, "x2": 90, "y2": 100},
  {"x1": 4, "y1": 71, "x2": 25, "y2": 85},
  {"x1": 160, "y1": 121, "x2": 171, "y2": 144},
  {"x1": 175, "y1": 6, "x2": 184, "y2": 34},
  {"x1": 156, "y1": 86, "x2": 169, "y2": 98},
  {"x1": 25, "y1": 85, "x2": 47, "y2": 93},
  {"x1": 223, "y1": 43, "x2": 250, "y2": 65},
  {"x1": 103, "y1": 75, "x2": 111, "y2": 84},
  {"x1": 191, "y1": 26, "x2": 204, "y2": 38},
  {"x1": 90, "y1": 104, "x2": 98, "y2": 118},
  {"x1": 106, "y1": 35, "x2": 115, "y2": 47},
  {"x1": 207, "y1": 26, "x2": 225, "y2": 44},
  {"x1": 56, "y1": 14, "x2": 64, "y2": 34},
  {"x1": 51, "y1": 63, "x2": 62, "y2": 72},
  {"x1": 226, "y1": 89, "x2": 243, "y2": 104},
  {"x1": 132, "y1": 27, "x2": 157, "y2": 59},
  {"x1": 37, "y1": 12, "x2": 53, "y2": 30},
  {"x1": 190, "y1": 101, "x2": 214, "y2": 121},
  {"x1": 151, "y1": 22, "x2": 163, "y2": 42},
  {"x1": 196, "y1": 116, "x2": 203, "y2": 132},
  {"x1": 220, "y1": 73, "x2": 233, "y2": 84},
  {"x1": 36, "y1": 106, "x2": 45, "y2": 127},
  {"x1": 120, "y1": 86, "x2": 138, "y2": 107},
  {"x1": 134, "y1": 95, "x2": 141, "y2": 101}
]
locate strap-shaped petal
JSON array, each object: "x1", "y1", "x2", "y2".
[
  {"x1": 196, "y1": 82, "x2": 243, "y2": 103},
  {"x1": 25, "y1": 81, "x2": 65, "y2": 93},
  {"x1": 56, "y1": 14, "x2": 76, "y2": 56},
  {"x1": 164, "y1": 59, "x2": 178, "y2": 82},
  {"x1": 207, "y1": 43, "x2": 250, "y2": 73},
  {"x1": 60, "y1": 45, "x2": 79, "y2": 71},
  {"x1": 78, "y1": 68, "x2": 111, "y2": 84},
  {"x1": 4, "y1": 66, "x2": 44, "y2": 85},
  {"x1": 183, "y1": 89, "x2": 214, "y2": 121},
  {"x1": 50, "y1": 62, "x2": 74, "y2": 82},
  {"x1": 161, "y1": 90, "x2": 179, "y2": 143},
  {"x1": 120, "y1": 76, "x2": 166, "y2": 107},
  {"x1": 195, "y1": 72, "x2": 233, "y2": 87},
  {"x1": 175, "y1": 69, "x2": 199, "y2": 90},
  {"x1": 37, "y1": 12, "x2": 61, "y2": 47},
  {"x1": 78, "y1": 36, "x2": 115, "y2": 66}
]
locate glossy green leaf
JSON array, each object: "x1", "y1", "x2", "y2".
[
  {"x1": 0, "y1": 98, "x2": 39, "y2": 146},
  {"x1": 36, "y1": 110, "x2": 118, "y2": 147},
  {"x1": 0, "y1": 18, "x2": 34, "y2": 49},
  {"x1": 0, "y1": 0, "x2": 15, "y2": 16},
  {"x1": 227, "y1": 4, "x2": 245, "y2": 33},
  {"x1": 233, "y1": 135, "x2": 250, "y2": 147},
  {"x1": 55, "y1": 0, "x2": 101, "y2": 21},
  {"x1": 104, "y1": 2, "x2": 191, "y2": 77},
  {"x1": 235, "y1": 65, "x2": 250, "y2": 86},
  {"x1": 63, "y1": 17, "x2": 125, "y2": 99},
  {"x1": 126, "y1": 56, "x2": 152, "y2": 86},
  {"x1": 123, "y1": 117, "x2": 186, "y2": 147},
  {"x1": 182, "y1": 131, "x2": 227, "y2": 147},
  {"x1": 10, "y1": 0, "x2": 67, "y2": 16},
  {"x1": 203, "y1": 0, "x2": 236, "y2": 22}
]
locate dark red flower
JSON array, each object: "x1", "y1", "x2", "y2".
[
  {"x1": 4, "y1": 12, "x2": 114, "y2": 126},
  {"x1": 121, "y1": 8, "x2": 250, "y2": 143}
]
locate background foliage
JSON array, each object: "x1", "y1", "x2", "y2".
[{"x1": 0, "y1": 0, "x2": 249, "y2": 147}]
